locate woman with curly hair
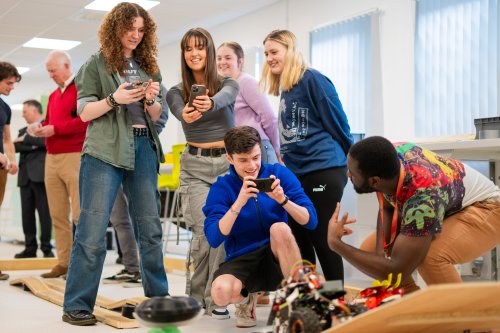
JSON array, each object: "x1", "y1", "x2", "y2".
[
  {"x1": 62, "y1": 2, "x2": 168, "y2": 326},
  {"x1": 166, "y1": 27, "x2": 239, "y2": 319},
  {"x1": 260, "y1": 29, "x2": 353, "y2": 283}
]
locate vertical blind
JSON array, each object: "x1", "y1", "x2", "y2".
[
  {"x1": 310, "y1": 13, "x2": 376, "y2": 134},
  {"x1": 415, "y1": 0, "x2": 498, "y2": 137}
]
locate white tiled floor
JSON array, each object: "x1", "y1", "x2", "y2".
[{"x1": 0, "y1": 240, "x2": 274, "y2": 333}]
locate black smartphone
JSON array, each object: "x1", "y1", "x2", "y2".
[
  {"x1": 188, "y1": 84, "x2": 207, "y2": 107},
  {"x1": 252, "y1": 178, "x2": 274, "y2": 192}
]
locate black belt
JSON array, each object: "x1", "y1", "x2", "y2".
[
  {"x1": 188, "y1": 145, "x2": 226, "y2": 157},
  {"x1": 133, "y1": 127, "x2": 149, "y2": 137}
]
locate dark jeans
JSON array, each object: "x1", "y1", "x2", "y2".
[{"x1": 288, "y1": 166, "x2": 347, "y2": 282}]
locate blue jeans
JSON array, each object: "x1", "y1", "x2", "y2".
[{"x1": 63, "y1": 137, "x2": 168, "y2": 313}]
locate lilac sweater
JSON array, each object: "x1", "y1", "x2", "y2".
[{"x1": 234, "y1": 72, "x2": 280, "y2": 155}]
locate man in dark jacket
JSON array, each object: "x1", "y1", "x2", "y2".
[{"x1": 14, "y1": 100, "x2": 53, "y2": 258}]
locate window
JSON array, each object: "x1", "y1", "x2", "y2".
[
  {"x1": 415, "y1": 0, "x2": 498, "y2": 137},
  {"x1": 310, "y1": 11, "x2": 381, "y2": 134}
]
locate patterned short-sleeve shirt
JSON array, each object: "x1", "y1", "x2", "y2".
[{"x1": 383, "y1": 143, "x2": 466, "y2": 237}]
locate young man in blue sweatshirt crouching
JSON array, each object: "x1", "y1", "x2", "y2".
[{"x1": 203, "y1": 125, "x2": 318, "y2": 328}]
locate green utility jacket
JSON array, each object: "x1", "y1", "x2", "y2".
[{"x1": 76, "y1": 51, "x2": 164, "y2": 170}]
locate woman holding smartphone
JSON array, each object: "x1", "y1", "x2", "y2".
[
  {"x1": 216, "y1": 41, "x2": 281, "y2": 164},
  {"x1": 166, "y1": 27, "x2": 238, "y2": 319},
  {"x1": 260, "y1": 30, "x2": 353, "y2": 282},
  {"x1": 62, "y1": 3, "x2": 168, "y2": 326}
]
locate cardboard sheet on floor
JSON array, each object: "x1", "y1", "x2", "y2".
[
  {"x1": 0, "y1": 258, "x2": 58, "y2": 270},
  {"x1": 10, "y1": 277, "x2": 139, "y2": 329},
  {"x1": 325, "y1": 282, "x2": 500, "y2": 333},
  {"x1": 43, "y1": 278, "x2": 148, "y2": 310}
]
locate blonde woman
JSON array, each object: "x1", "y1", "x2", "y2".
[{"x1": 260, "y1": 29, "x2": 353, "y2": 282}]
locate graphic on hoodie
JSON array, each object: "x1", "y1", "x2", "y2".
[{"x1": 279, "y1": 98, "x2": 309, "y2": 144}]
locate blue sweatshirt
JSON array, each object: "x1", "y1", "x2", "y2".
[
  {"x1": 203, "y1": 163, "x2": 317, "y2": 261},
  {"x1": 279, "y1": 68, "x2": 353, "y2": 176}
]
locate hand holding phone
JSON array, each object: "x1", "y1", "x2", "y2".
[
  {"x1": 188, "y1": 84, "x2": 207, "y2": 107},
  {"x1": 252, "y1": 178, "x2": 274, "y2": 192}
]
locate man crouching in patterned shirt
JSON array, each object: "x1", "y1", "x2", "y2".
[{"x1": 327, "y1": 136, "x2": 500, "y2": 293}]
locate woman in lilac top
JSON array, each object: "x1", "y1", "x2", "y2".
[{"x1": 217, "y1": 41, "x2": 281, "y2": 164}]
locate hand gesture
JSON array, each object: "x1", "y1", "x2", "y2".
[
  {"x1": 265, "y1": 175, "x2": 287, "y2": 204},
  {"x1": 33, "y1": 125, "x2": 55, "y2": 138},
  {"x1": 27, "y1": 123, "x2": 42, "y2": 136},
  {"x1": 144, "y1": 79, "x2": 159, "y2": 102},
  {"x1": 112, "y1": 82, "x2": 145, "y2": 105},
  {"x1": 182, "y1": 103, "x2": 202, "y2": 123},
  {"x1": 327, "y1": 203, "x2": 356, "y2": 248},
  {"x1": 234, "y1": 176, "x2": 259, "y2": 207},
  {"x1": 8, "y1": 162, "x2": 18, "y2": 175},
  {"x1": 191, "y1": 89, "x2": 212, "y2": 113}
]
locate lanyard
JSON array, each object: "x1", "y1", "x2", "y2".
[{"x1": 377, "y1": 162, "x2": 405, "y2": 254}]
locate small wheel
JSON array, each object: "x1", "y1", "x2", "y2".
[{"x1": 288, "y1": 307, "x2": 321, "y2": 333}]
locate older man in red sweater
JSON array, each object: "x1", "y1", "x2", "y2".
[{"x1": 29, "y1": 50, "x2": 89, "y2": 278}]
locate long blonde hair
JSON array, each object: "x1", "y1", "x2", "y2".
[{"x1": 259, "y1": 30, "x2": 307, "y2": 96}]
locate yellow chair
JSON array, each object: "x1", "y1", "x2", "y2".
[{"x1": 158, "y1": 143, "x2": 188, "y2": 252}]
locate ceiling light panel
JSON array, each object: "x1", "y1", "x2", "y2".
[
  {"x1": 85, "y1": 0, "x2": 160, "y2": 11},
  {"x1": 23, "y1": 38, "x2": 81, "y2": 50}
]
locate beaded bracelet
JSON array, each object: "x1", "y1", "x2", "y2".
[
  {"x1": 107, "y1": 93, "x2": 120, "y2": 108},
  {"x1": 144, "y1": 98, "x2": 156, "y2": 106}
]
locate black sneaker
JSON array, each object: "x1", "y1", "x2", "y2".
[
  {"x1": 14, "y1": 250, "x2": 37, "y2": 259},
  {"x1": 103, "y1": 269, "x2": 137, "y2": 284},
  {"x1": 62, "y1": 310, "x2": 97, "y2": 326},
  {"x1": 43, "y1": 250, "x2": 55, "y2": 258},
  {"x1": 123, "y1": 272, "x2": 142, "y2": 288},
  {"x1": 116, "y1": 256, "x2": 123, "y2": 264}
]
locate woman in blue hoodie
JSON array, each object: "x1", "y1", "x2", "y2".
[{"x1": 260, "y1": 29, "x2": 353, "y2": 282}]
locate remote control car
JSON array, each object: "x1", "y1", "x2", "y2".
[{"x1": 267, "y1": 261, "x2": 404, "y2": 333}]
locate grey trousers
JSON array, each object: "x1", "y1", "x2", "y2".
[
  {"x1": 110, "y1": 186, "x2": 140, "y2": 273},
  {"x1": 179, "y1": 148, "x2": 228, "y2": 311}
]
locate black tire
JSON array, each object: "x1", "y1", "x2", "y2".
[{"x1": 288, "y1": 307, "x2": 321, "y2": 333}]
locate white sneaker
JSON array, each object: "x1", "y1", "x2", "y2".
[
  {"x1": 211, "y1": 307, "x2": 230, "y2": 319},
  {"x1": 235, "y1": 293, "x2": 257, "y2": 328}
]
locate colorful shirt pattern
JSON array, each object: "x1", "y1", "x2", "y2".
[{"x1": 384, "y1": 143, "x2": 466, "y2": 237}]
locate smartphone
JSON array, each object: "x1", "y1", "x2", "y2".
[
  {"x1": 252, "y1": 178, "x2": 274, "y2": 192},
  {"x1": 188, "y1": 84, "x2": 207, "y2": 107},
  {"x1": 133, "y1": 80, "x2": 150, "y2": 90}
]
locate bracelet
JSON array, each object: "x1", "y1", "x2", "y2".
[
  {"x1": 107, "y1": 93, "x2": 120, "y2": 108},
  {"x1": 144, "y1": 98, "x2": 156, "y2": 106},
  {"x1": 229, "y1": 207, "x2": 240, "y2": 215},
  {"x1": 279, "y1": 195, "x2": 289, "y2": 207},
  {"x1": 105, "y1": 95, "x2": 113, "y2": 108}
]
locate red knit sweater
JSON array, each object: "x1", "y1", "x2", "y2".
[{"x1": 42, "y1": 82, "x2": 88, "y2": 154}]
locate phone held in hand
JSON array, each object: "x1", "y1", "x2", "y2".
[
  {"x1": 252, "y1": 178, "x2": 274, "y2": 192},
  {"x1": 134, "y1": 80, "x2": 150, "y2": 90},
  {"x1": 188, "y1": 84, "x2": 207, "y2": 107},
  {"x1": 127, "y1": 80, "x2": 149, "y2": 90}
]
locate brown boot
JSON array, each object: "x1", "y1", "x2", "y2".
[
  {"x1": 41, "y1": 265, "x2": 68, "y2": 278},
  {"x1": 0, "y1": 271, "x2": 9, "y2": 280}
]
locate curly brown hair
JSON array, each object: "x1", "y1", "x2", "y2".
[{"x1": 98, "y1": 2, "x2": 159, "y2": 75}]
